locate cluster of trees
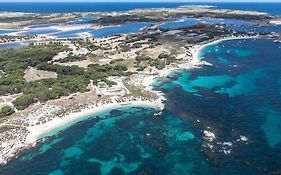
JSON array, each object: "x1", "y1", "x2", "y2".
[
  {"x1": 57, "y1": 54, "x2": 87, "y2": 63},
  {"x1": 0, "y1": 44, "x2": 132, "y2": 113},
  {"x1": 134, "y1": 54, "x2": 151, "y2": 71},
  {"x1": 56, "y1": 52, "x2": 97, "y2": 64},
  {"x1": 152, "y1": 53, "x2": 177, "y2": 69},
  {"x1": 73, "y1": 40, "x2": 100, "y2": 51},
  {"x1": 118, "y1": 44, "x2": 131, "y2": 52},
  {"x1": 115, "y1": 33, "x2": 160, "y2": 53},
  {"x1": 109, "y1": 58, "x2": 125, "y2": 64},
  {"x1": 125, "y1": 33, "x2": 159, "y2": 44},
  {"x1": 0, "y1": 45, "x2": 67, "y2": 95},
  {"x1": 0, "y1": 35, "x2": 35, "y2": 40},
  {"x1": 87, "y1": 63, "x2": 130, "y2": 76},
  {"x1": 0, "y1": 105, "x2": 14, "y2": 117},
  {"x1": 37, "y1": 63, "x2": 84, "y2": 75},
  {"x1": 134, "y1": 53, "x2": 176, "y2": 71},
  {"x1": 13, "y1": 95, "x2": 34, "y2": 110},
  {"x1": 135, "y1": 54, "x2": 151, "y2": 63},
  {"x1": 150, "y1": 58, "x2": 166, "y2": 70}
]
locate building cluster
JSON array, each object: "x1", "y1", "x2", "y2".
[
  {"x1": 33, "y1": 39, "x2": 72, "y2": 46},
  {"x1": 33, "y1": 36, "x2": 94, "y2": 46}
]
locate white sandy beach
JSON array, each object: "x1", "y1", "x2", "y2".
[
  {"x1": 25, "y1": 100, "x2": 159, "y2": 144},
  {"x1": 196, "y1": 35, "x2": 258, "y2": 54}
]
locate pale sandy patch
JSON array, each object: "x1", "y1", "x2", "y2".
[{"x1": 24, "y1": 67, "x2": 58, "y2": 82}]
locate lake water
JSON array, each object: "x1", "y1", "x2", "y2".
[
  {"x1": 0, "y1": 42, "x2": 30, "y2": 50},
  {"x1": 52, "y1": 22, "x2": 152, "y2": 39},
  {"x1": 0, "y1": 29, "x2": 18, "y2": 35},
  {"x1": 89, "y1": 22, "x2": 152, "y2": 38},
  {"x1": 52, "y1": 28, "x2": 93, "y2": 39},
  {"x1": 18, "y1": 29, "x2": 61, "y2": 36},
  {"x1": 27, "y1": 23, "x2": 59, "y2": 29}
]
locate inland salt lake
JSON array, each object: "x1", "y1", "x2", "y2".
[{"x1": 1, "y1": 38, "x2": 281, "y2": 175}]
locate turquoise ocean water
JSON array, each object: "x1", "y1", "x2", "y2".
[{"x1": 1, "y1": 39, "x2": 281, "y2": 175}]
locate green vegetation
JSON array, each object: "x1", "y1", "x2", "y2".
[
  {"x1": 109, "y1": 58, "x2": 125, "y2": 64},
  {"x1": 134, "y1": 54, "x2": 151, "y2": 71},
  {"x1": 92, "y1": 14, "x2": 162, "y2": 25},
  {"x1": 73, "y1": 39, "x2": 100, "y2": 51},
  {"x1": 134, "y1": 53, "x2": 176, "y2": 71},
  {"x1": 0, "y1": 13, "x2": 80, "y2": 28},
  {"x1": 135, "y1": 54, "x2": 151, "y2": 63},
  {"x1": 0, "y1": 44, "x2": 131, "y2": 111},
  {"x1": 150, "y1": 59, "x2": 166, "y2": 70},
  {"x1": 0, "y1": 44, "x2": 67, "y2": 95},
  {"x1": 13, "y1": 95, "x2": 34, "y2": 110},
  {"x1": 0, "y1": 105, "x2": 14, "y2": 117},
  {"x1": 0, "y1": 35, "x2": 35, "y2": 40},
  {"x1": 58, "y1": 54, "x2": 86, "y2": 63},
  {"x1": 56, "y1": 52, "x2": 98, "y2": 63},
  {"x1": 151, "y1": 53, "x2": 176, "y2": 69}
]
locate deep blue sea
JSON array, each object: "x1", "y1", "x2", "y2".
[
  {"x1": 1, "y1": 38, "x2": 281, "y2": 175},
  {"x1": 0, "y1": 2, "x2": 280, "y2": 15}
]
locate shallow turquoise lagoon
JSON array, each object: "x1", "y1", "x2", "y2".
[
  {"x1": 27, "y1": 23, "x2": 59, "y2": 29},
  {"x1": 66, "y1": 17, "x2": 97, "y2": 25},
  {"x1": 0, "y1": 29, "x2": 18, "y2": 35},
  {"x1": 52, "y1": 28, "x2": 93, "y2": 38},
  {"x1": 52, "y1": 22, "x2": 151, "y2": 39},
  {"x1": 90, "y1": 22, "x2": 152, "y2": 38},
  {"x1": 19, "y1": 29, "x2": 61, "y2": 35}
]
